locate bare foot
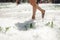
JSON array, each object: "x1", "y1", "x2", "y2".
[
  {"x1": 41, "y1": 10, "x2": 45, "y2": 19},
  {"x1": 32, "y1": 16, "x2": 35, "y2": 20}
]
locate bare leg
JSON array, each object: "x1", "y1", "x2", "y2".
[
  {"x1": 16, "y1": 0, "x2": 18, "y2": 5},
  {"x1": 36, "y1": 5, "x2": 45, "y2": 18},
  {"x1": 34, "y1": 3, "x2": 45, "y2": 16},
  {"x1": 32, "y1": 6, "x2": 36, "y2": 19},
  {"x1": 16, "y1": 0, "x2": 20, "y2": 5},
  {"x1": 32, "y1": 3, "x2": 45, "y2": 19},
  {"x1": 29, "y1": 0, "x2": 45, "y2": 19}
]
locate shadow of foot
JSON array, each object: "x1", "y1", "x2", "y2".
[{"x1": 15, "y1": 20, "x2": 36, "y2": 31}]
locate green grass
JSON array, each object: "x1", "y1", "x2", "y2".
[
  {"x1": 45, "y1": 22, "x2": 50, "y2": 26},
  {"x1": 30, "y1": 23, "x2": 33, "y2": 28},
  {"x1": 45, "y1": 21, "x2": 54, "y2": 28},
  {"x1": 51, "y1": 21, "x2": 54, "y2": 28},
  {"x1": 5, "y1": 27, "x2": 10, "y2": 32},
  {"x1": 0, "y1": 27, "x2": 2, "y2": 32},
  {"x1": 24, "y1": 23, "x2": 35, "y2": 30}
]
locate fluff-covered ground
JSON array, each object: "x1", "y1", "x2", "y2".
[{"x1": 0, "y1": 3, "x2": 60, "y2": 40}]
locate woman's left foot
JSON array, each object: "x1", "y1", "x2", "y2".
[
  {"x1": 32, "y1": 16, "x2": 35, "y2": 20},
  {"x1": 42, "y1": 10, "x2": 45, "y2": 19}
]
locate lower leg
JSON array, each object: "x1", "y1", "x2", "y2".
[
  {"x1": 29, "y1": 0, "x2": 45, "y2": 19},
  {"x1": 35, "y1": 4, "x2": 45, "y2": 18},
  {"x1": 32, "y1": 7, "x2": 36, "y2": 19},
  {"x1": 16, "y1": 0, "x2": 20, "y2": 5},
  {"x1": 36, "y1": 4, "x2": 45, "y2": 13}
]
